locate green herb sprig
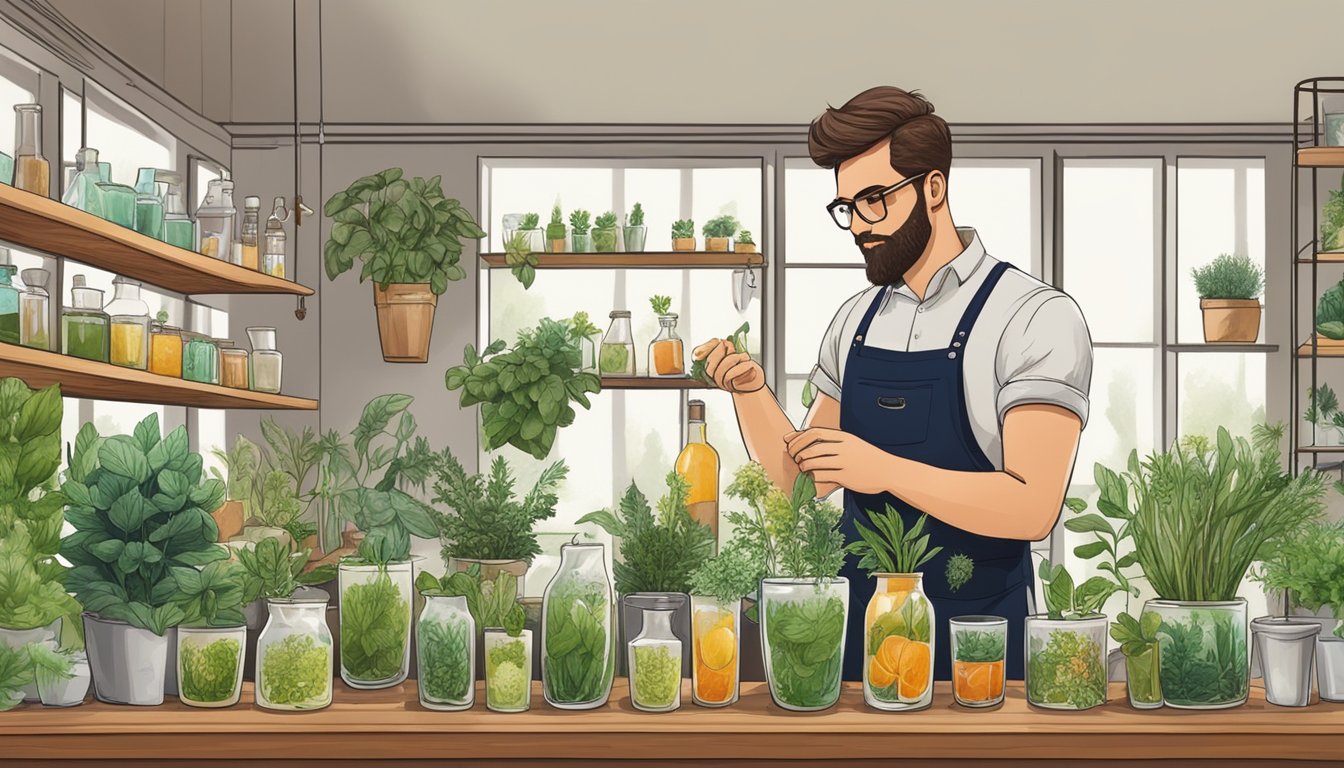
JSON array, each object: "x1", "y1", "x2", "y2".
[
  {"x1": 1190, "y1": 253, "x2": 1263, "y2": 300},
  {"x1": 671, "y1": 219, "x2": 695, "y2": 239},
  {"x1": 650, "y1": 294, "x2": 672, "y2": 316},
  {"x1": 416, "y1": 561, "x2": 525, "y2": 636},
  {"x1": 690, "y1": 323, "x2": 750, "y2": 384},
  {"x1": 846, "y1": 508, "x2": 941, "y2": 575},
  {"x1": 431, "y1": 450, "x2": 566, "y2": 564},
  {"x1": 954, "y1": 630, "x2": 1004, "y2": 663},
  {"x1": 724, "y1": 465, "x2": 844, "y2": 581},
  {"x1": 627, "y1": 202, "x2": 645, "y2": 227}
]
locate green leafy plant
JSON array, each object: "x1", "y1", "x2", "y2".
[
  {"x1": 416, "y1": 562, "x2": 526, "y2": 636},
  {"x1": 671, "y1": 219, "x2": 695, "y2": 239},
  {"x1": 341, "y1": 571, "x2": 409, "y2": 681},
  {"x1": 736, "y1": 230, "x2": 755, "y2": 245},
  {"x1": 1037, "y1": 560, "x2": 1114, "y2": 620},
  {"x1": 1317, "y1": 278, "x2": 1344, "y2": 339},
  {"x1": 417, "y1": 612, "x2": 472, "y2": 702},
  {"x1": 255, "y1": 418, "x2": 339, "y2": 555},
  {"x1": 546, "y1": 204, "x2": 567, "y2": 242},
  {"x1": 702, "y1": 215, "x2": 739, "y2": 239},
  {"x1": 569, "y1": 209, "x2": 591, "y2": 236},
  {"x1": 1110, "y1": 610, "x2": 1161, "y2": 657},
  {"x1": 1062, "y1": 471, "x2": 1144, "y2": 616},
  {"x1": 1152, "y1": 609, "x2": 1246, "y2": 706},
  {"x1": 631, "y1": 644, "x2": 679, "y2": 707},
  {"x1": 690, "y1": 322, "x2": 750, "y2": 384},
  {"x1": 542, "y1": 577, "x2": 614, "y2": 704},
  {"x1": 236, "y1": 537, "x2": 336, "y2": 603},
  {"x1": 570, "y1": 311, "x2": 600, "y2": 340},
  {"x1": 650, "y1": 294, "x2": 672, "y2": 316},
  {"x1": 954, "y1": 630, "x2": 1004, "y2": 663},
  {"x1": 519, "y1": 212, "x2": 540, "y2": 230},
  {"x1": 322, "y1": 168, "x2": 485, "y2": 295},
  {"x1": 945, "y1": 553, "x2": 974, "y2": 593},
  {"x1": 26, "y1": 642, "x2": 75, "y2": 696},
  {"x1": 1306, "y1": 384, "x2": 1339, "y2": 423},
  {"x1": 592, "y1": 211, "x2": 618, "y2": 251},
  {"x1": 846, "y1": 508, "x2": 942, "y2": 575},
  {"x1": 211, "y1": 429, "x2": 316, "y2": 545},
  {"x1": 1256, "y1": 520, "x2": 1344, "y2": 639},
  {"x1": 210, "y1": 435, "x2": 258, "y2": 507},
  {"x1": 763, "y1": 593, "x2": 846, "y2": 708},
  {"x1": 0, "y1": 642, "x2": 33, "y2": 711},
  {"x1": 179, "y1": 635, "x2": 241, "y2": 702},
  {"x1": 1321, "y1": 177, "x2": 1344, "y2": 252},
  {"x1": 172, "y1": 559, "x2": 246, "y2": 628},
  {"x1": 627, "y1": 202, "x2": 645, "y2": 227},
  {"x1": 260, "y1": 633, "x2": 330, "y2": 706},
  {"x1": 1026, "y1": 628, "x2": 1106, "y2": 709},
  {"x1": 594, "y1": 211, "x2": 617, "y2": 230},
  {"x1": 725, "y1": 464, "x2": 844, "y2": 580},
  {"x1": 432, "y1": 451, "x2": 565, "y2": 565},
  {"x1": 577, "y1": 473, "x2": 715, "y2": 595},
  {"x1": 445, "y1": 317, "x2": 602, "y2": 460},
  {"x1": 487, "y1": 636, "x2": 530, "y2": 708},
  {"x1": 503, "y1": 231, "x2": 539, "y2": 290},
  {"x1": 689, "y1": 538, "x2": 766, "y2": 604},
  {"x1": 1190, "y1": 253, "x2": 1263, "y2": 300},
  {"x1": 61, "y1": 413, "x2": 228, "y2": 636}
]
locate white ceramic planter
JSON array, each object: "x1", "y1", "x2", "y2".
[
  {"x1": 1318, "y1": 635, "x2": 1344, "y2": 702},
  {"x1": 0, "y1": 620, "x2": 61, "y2": 701},
  {"x1": 1251, "y1": 617, "x2": 1320, "y2": 707},
  {"x1": 83, "y1": 612, "x2": 169, "y2": 706},
  {"x1": 37, "y1": 654, "x2": 90, "y2": 707}
]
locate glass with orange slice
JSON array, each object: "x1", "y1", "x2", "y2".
[
  {"x1": 690, "y1": 596, "x2": 740, "y2": 707},
  {"x1": 862, "y1": 573, "x2": 934, "y2": 711},
  {"x1": 950, "y1": 615, "x2": 1008, "y2": 708}
]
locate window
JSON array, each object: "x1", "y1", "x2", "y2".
[
  {"x1": 193, "y1": 157, "x2": 224, "y2": 215},
  {"x1": 0, "y1": 45, "x2": 37, "y2": 157}
]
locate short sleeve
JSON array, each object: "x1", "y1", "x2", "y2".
[
  {"x1": 994, "y1": 292, "x2": 1094, "y2": 427},
  {"x1": 810, "y1": 289, "x2": 870, "y2": 403}
]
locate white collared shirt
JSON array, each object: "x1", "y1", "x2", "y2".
[{"x1": 810, "y1": 227, "x2": 1093, "y2": 469}]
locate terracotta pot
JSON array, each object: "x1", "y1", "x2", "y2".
[
  {"x1": 672, "y1": 237, "x2": 697, "y2": 252},
  {"x1": 705, "y1": 236, "x2": 730, "y2": 252},
  {"x1": 548, "y1": 238, "x2": 566, "y2": 253},
  {"x1": 734, "y1": 242, "x2": 757, "y2": 253},
  {"x1": 1199, "y1": 298, "x2": 1260, "y2": 343},
  {"x1": 211, "y1": 500, "x2": 245, "y2": 543},
  {"x1": 373, "y1": 283, "x2": 437, "y2": 363}
]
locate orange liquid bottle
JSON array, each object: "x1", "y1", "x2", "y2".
[{"x1": 675, "y1": 399, "x2": 719, "y2": 543}]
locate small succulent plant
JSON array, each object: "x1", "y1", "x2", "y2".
[
  {"x1": 627, "y1": 202, "x2": 645, "y2": 227},
  {"x1": 546, "y1": 204, "x2": 566, "y2": 240},
  {"x1": 569, "y1": 209, "x2": 592, "y2": 235},
  {"x1": 520, "y1": 212, "x2": 540, "y2": 230},
  {"x1": 671, "y1": 219, "x2": 695, "y2": 239},
  {"x1": 703, "y1": 215, "x2": 739, "y2": 239},
  {"x1": 736, "y1": 230, "x2": 755, "y2": 245},
  {"x1": 594, "y1": 211, "x2": 618, "y2": 230}
]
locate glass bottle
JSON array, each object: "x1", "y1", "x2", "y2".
[
  {"x1": 19, "y1": 267, "x2": 50, "y2": 350},
  {"x1": 675, "y1": 400, "x2": 720, "y2": 542},
  {"x1": 863, "y1": 573, "x2": 934, "y2": 711},
  {"x1": 690, "y1": 594, "x2": 740, "y2": 707},
  {"x1": 149, "y1": 322, "x2": 183, "y2": 378},
  {"x1": 949, "y1": 615, "x2": 1008, "y2": 708},
  {"x1": 134, "y1": 187, "x2": 164, "y2": 240},
  {"x1": 62, "y1": 275, "x2": 109, "y2": 362},
  {"x1": 158, "y1": 171, "x2": 196, "y2": 251},
  {"x1": 218, "y1": 340, "x2": 249, "y2": 389},
  {"x1": 61, "y1": 147, "x2": 104, "y2": 216},
  {"x1": 541, "y1": 542, "x2": 616, "y2": 710},
  {"x1": 263, "y1": 196, "x2": 288, "y2": 278},
  {"x1": 255, "y1": 591, "x2": 333, "y2": 712},
  {"x1": 484, "y1": 628, "x2": 533, "y2": 713},
  {"x1": 13, "y1": 104, "x2": 48, "y2": 196},
  {"x1": 246, "y1": 326, "x2": 283, "y2": 393},
  {"x1": 629, "y1": 603, "x2": 682, "y2": 713},
  {"x1": 240, "y1": 196, "x2": 260, "y2": 271},
  {"x1": 95, "y1": 181, "x2": 138, "y2": 229},
  {"x1": 416, "y1": 594, "x2": 475, "y2": 711},
  {"x1": 182, "y1": 333, "x2": 219, "y2": 384},
  {"x1": 598, "y1": 310, "x2": 636, "y2": 376},
  {"x1": 0, "y1": 252, "x2": 18, "y2": 345},
  {"x1": 104, "y1": 277, "x2": 150, "y2": 369},
  {"x1": 197, "y1": 179, "x2": 236, "y2": 260},
  {"x1": 648, "y1": 313, "x2": 685, "y2": 377}
]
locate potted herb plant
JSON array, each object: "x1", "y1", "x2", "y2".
[
  {"x1": 256, "y1": 417, "x2": 345, "y2": 559},
  {"x1": 1255, "y1": 519, "x2": 1344, "y2": 703},
  {"x1": 687, "y1": 538, "x2": 764, "y2": 707},
  {"x1": 545, "y1": 204, "x2": 567, "y2": 253},
  {"x1": 1112, "y1": 425, "x2": 1327, "y2": 709},
  {"x1": 1305, "y1": 385, "x2": 1341, "y2": 446},
  {"x1": 571, "y1": 311, "x2": 602, "y2": 373},
  {"x1": 28, "y1": 643, "x2": 89, "y2": 707},
  {"x1": 1110, "y1": 611, "x2": 1162, "y2": 709},
  {"x1": 323, "y1": 168, "x2": 487, "y2": 363},
  {"x1": 444, "y1": 316, "x2": 603, "y2": 460},
  {"x1": 734, "y1": 230, "x2": 757, "y2": 254},
  {"x1": 569, "y1": 209, "x2": 592, "y2": 253},
  {"x1": 577, "y1": 473, "x2": 716, "y2": 682},
  {"x1": 415, "y1": 562, "x2": 528, "y2": 709},
  {"x1": 623, "y1": 202, "x2": 647, "y2": 253},
  {"x1": 702, "y1": 215, "x2": 739, "y2": 252},
  {"x1": 1026, "y1": 561, "x2": 1110, "y2": 710},
  {"x1": 236, "y1": 536, "x2": 336, "y2": 634},
  {"x1": 61, "y1": 414, "x2": 229, "y2": 706},
  {"x1": 846, "y1": 509, "x2": 941, "y2": 712},
  {"x1": 592, "y1": 211, "x2": 619, "y2": 253},
  {"x1": 671, "y1": 219, "x2": 695, "y2": 251},
  {"x1": 1191, "y1": 253, "x2": 1263, "y2": 343},
  {"x1": 0, "y1": 380, "x2": 79, "y2": 703},
  {"x1": 171, "y1": 560, "x2": 247, "y2": 708},
  {"x1": 517, "y1": 212, "x2": 544, "y2": 253}
]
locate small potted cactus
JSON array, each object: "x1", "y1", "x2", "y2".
[
  {"x1": 570, "y1": 209, "x2": 593, "y2": 253},
  {"x1": 735, "y1": 230, "x2": 757, "y2": 254},
  {"x1": 546, "y1": 204, "x2": 567, "y2": 253},
  {"x1": 624, "y1": 202, "x2": 647, "y2": 252},
  {"x1": 593, "y1": 211, "x2": 619, "y2": 253},
  {"x1": 703, "y1": 215, "x2": 739, "y2": 252},
  {"x1": 671, "y1": 219, "x2": 696, "y2": 251},
  {"x1": 518, "y1": 212, "x2": 544, "y2": 253}
]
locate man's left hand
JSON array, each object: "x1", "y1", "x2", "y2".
[{"x1": 784, "y1": 428, "x2": 892, "y2": 495}]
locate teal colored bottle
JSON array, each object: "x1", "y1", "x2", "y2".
[{"x1": 0, "y1": 257, "x2": 18, "y2": 345}]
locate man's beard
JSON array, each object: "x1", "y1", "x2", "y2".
[{"x1": 854, "y1": 186, "x2": 932, "y2": 286}]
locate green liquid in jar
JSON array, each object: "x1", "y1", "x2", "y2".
[
  {"x1": 165, "y1": 219, "x2": 195, "y2": 250},
  {"x1": 63, "y1": 315, "x2": 109, "y2": 361},
  {"x1": 0, "y1": 310, "x2": 18, "y2": 345}
]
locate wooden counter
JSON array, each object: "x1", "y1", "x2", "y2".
[{"x1": 2, "y1": 679, "x2": 1341, "y2": 767}]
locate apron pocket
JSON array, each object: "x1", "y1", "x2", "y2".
[{"x1": 852, "y1": 380, "x2": 934, "y2": 447}]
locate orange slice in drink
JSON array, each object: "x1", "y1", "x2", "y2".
[
  {"x1": 699, "y1": 626, "x2": 736, "y2": 671},
  {"x1": 955, "y1": 661, "x2": 992, "y2": 702},
  {"x1": 868, "y1": 655, "x2": 897, "y2": 690},
  {"x1": 898, "y1": 641, "x2": 931, "y2": 701},
  {"x1": 696, "y1": 665, "x2": 733, "y2": 703},
  {"x1": 988, "y1": 660, "x2": 1005, "y2": 699},
  {"x1": 875, "y1": 634, "x2": 908, "y2": 677}
]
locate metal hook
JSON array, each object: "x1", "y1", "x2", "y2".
[{"x1": 294, "y1": 296, "x2": 307, "y2": 321}]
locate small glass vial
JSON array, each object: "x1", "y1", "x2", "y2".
[
  {"x1": 218, "y1": 341, "x2": 249, "y2": 389},
  {"x1": 62, "y1": 275, "x2": 109, "y2": 362},
  {"x1": 105, "y1": 276, "x2": 150, "y2": 369},
  {"x1": 182, "y1": 333, "x2": 219, "y2": 384},
  {"x1": 13, "y1": 104, "x2": 48, "y2": 196},
  {"x1": 95, "y1": 181, "x2": 138, "y2": 229},
  {"x1": 484, "y1": 628, "x2": 533, "y2": 713},
  {"x1": 648, "y1": 313, "x2": 685, "y2": 377},
  {"x1": 240, "y1": 196, "x2": 260, "y2": 271},
  {"x1": 246, "y1": 326, "x2": 283, "y2": 393},
  {"x1": 149, "y1": 322, "x2": 183, "y2": 378},
  {"x1": 256, "y1": 590, "x2": 333, "y2": 712},
  {"x1": 629, "y1": 603, "x2": 683, "y2": 712},
  {"x1": 599, "y1": 310, "x2": 636, "y2": 376},
  {"x1": 19, "y1": 267, "x2": 50, "y2": 350},
  {"x1": 197, "y1": 179, "x2": 236, "y2": 260},
  {"x1": 416, "y1": 594, "x2": 476, "y2": 711},
  {"x1": 0, "y1": 253, "x2": 18, "y2": 345},
  {"x1": 263, "y1": 196, "x2": 288, "y2": 278}
]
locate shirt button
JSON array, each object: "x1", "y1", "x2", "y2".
[
  {"x1": 914, "y1": 333, "x2": 921, "y2": 340},
  {"x1": 917, "y1": 306, "x2": 925, "y2": 313}
]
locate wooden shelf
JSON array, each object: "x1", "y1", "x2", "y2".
[
  {"x1": 1298, "y1": 147, "x2": 1344, "y2": 167},
  {"x1": 1297, "y1": 252, "x2": 1344, "y2": 264},
  {"x1": 0, "y1": 185, "x2": 314, "y2": 296},
  {"x1": 1166, "y1": 343, "x2": 1278, "y2": 353},
  {"x1": 600, "y1": 375, "x2": 711, "y2": 390},
  {"x1": 481, "y1": 251, "x2": 766, "y2": 269},
  {"x1": 1297, "y1": 341, "x2": 1344, "y2": 357},
  {"x1": 0, "y1": 343, "x2": 318, "y2": 410},
  {"x1": 4, "y1": 680, "x2": 1343, "y2": 766}
]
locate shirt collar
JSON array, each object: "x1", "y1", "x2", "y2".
[{"x1": 890, "y1": 227, "x2": 986, "y2": 303}]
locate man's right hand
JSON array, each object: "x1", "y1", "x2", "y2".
[{"x1": 692, "y1": 338, "x2": 765, "y2": 393}]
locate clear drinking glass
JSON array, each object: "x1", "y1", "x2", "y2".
[
  {"x1": 949, "y1": 615, "x2": 1007, "y2": 708},
  {"x1": 246, "y1": 326, "x2": 283, "y2": 393},
  {"x1": 485, "y1": 628, "x2": 532, "y2": 712},
  {"x1": 760, "y1": 577, "x2": 848, "y2": 712},
  {"x1": 690, "y1": 595, "x2": 740, "y2": 707},
  {"x1": 1024, "y1": 614, "x2": 1108, "y2": 710}
]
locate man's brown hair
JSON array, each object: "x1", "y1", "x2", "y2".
[{"x1": 807, "y1": 86, "x2": 952, "y2": 178}]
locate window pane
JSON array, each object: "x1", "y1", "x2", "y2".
[
  {"x1": 0, "y1": 50, "x2": 36, "y2": 157},
  {"x1": 784, "y1": 159, "x2": 858, "y2": 265},
  {"x1": 62, "y1": 89, "x2": 81, "y2": 192},
  {"x1": 194, "y1": 160, "x2": 223, "y2": 213},
  {"x1": 487, "y1": 166, "x2": 614, "y2": 253},
  {"x1": 87, "y1": 92, "x2": 174, "y2": 187},
  {"x1": 1176, "y1": 158, "x2": 1266, "y2": 343},
  {"x1": 691, "y1": 167, "x2": 762, "y2": 250},
  {"x1": 92, "y1": 401, "x2": 163, "y2": 439},
  {"x1": 1063, "y1": 159, "x2": 1160, "y2": 343},
  {"x1": 488, "y1": 269, "x2": 617, "y2": 345},
  {"x1": 949, "y1": 159, "x2": 1041, "y2": 277},
  {"x1": 1176, "y1": 352, "x2": 1267, "y2": 442},
  {"x1": 784, "y1": 266, "x2": 868, "y2": 374},
  {"x1": 624, "y1": 168, "x2": 682, "y2": 251},
  {"x1": 781, "y1": 376, "x2": 809, "y2": 429}
]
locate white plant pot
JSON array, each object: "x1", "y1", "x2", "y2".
[
  {"x1": 1251, "y1": 616, "x2": 1320, "y2": 707},
  {"x1": 0, "y1": 620, "x2": 61, "y2": 702},
  {"x1": 1318, "y1": 635, "x2": 1344, "y2": 702},
  {"x1": 38, "y1": 655, "x2": 90, "y2": 707},
  {"x1": 83, "y1": 612, "x2": 169, "y2": 706}
]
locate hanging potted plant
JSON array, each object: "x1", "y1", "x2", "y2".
[
  {"x1": 545, "y1": 204, "x2": 567, "y2": 253},
  {"x1": 687, "y1": 536, "x2": 764, "y2": 708},
  {"x1": 671, "y1": 219, "x2": 696, "y2": 251},
  {"x1": 702, "y1": 215, "x2": 739, "y2": 252},
  {"x1": 1192, "y1": 253, "x2": 1263, "y2": 343},
  {"x1": 323, "y1": 168, "x2": 487, "y2": 363},
  {"x1": 569, "y1": 209, "x2": 592, "y2": 253},
  {"x1": 61, "y1": 414, "x2": 229, "y2": 706},
  {"x1": 1110, "y1": 424, "x2": 1327, "y2": 709},
  {"x1": 592, "y1": 211, "x2": 619, "y2": 253},
  {"x1": 1255, "y1": 519, "x2": 1344, "y2": 704},
  {"x1": 623, "y1": 202, "x2": 647, "y2": 253},
  {"x1": 734, "y1": 230, "x2": 757, "y2": 254},
  {"x1": 171, "y1": 560, "x2": 248, "y2": 708},
  {"x1": 1305, "y1": 385, "x2": 1341, "y2": 446}
]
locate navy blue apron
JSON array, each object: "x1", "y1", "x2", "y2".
[{"x1": 837, "y1": 260, "x2": 1034, "y2": 682}]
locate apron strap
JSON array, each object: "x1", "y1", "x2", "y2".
[
  {"x1": 948, "y1": 261, "x2": 1013, "y2": 357},
  {"x1": 851, "y1": 286, "x2": 889, "y2": 350}
]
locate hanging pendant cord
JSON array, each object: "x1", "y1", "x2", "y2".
[{"x1": 292, "y1": 0, "x2": 307, "y2": 320}]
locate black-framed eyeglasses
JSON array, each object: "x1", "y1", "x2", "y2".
[{"x1": 826, "y1": 172, "x2": 928, "y2": 230}]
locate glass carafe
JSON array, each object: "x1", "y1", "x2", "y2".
[
  {"x1": 599, "y1": 310, "x2": 636, "y2": 376},
  {"x1": 157, "y1": 171, "x2": 196, "y2": 250},
  {"x1": 863, "y1": 573, "x2": 934, "y2": 711},
  {"x1": 62, "y1": 275, "x2": 108, "y2": 362},
  {"x1": 240, "y1": 196, "x2": 260, "y2": 270},
  {"x1": 416, "y1": 594, "x2": 475, "y2": 711},
  {"x1": 105, "y1": 276, "x2": 150, "y2": 369},
  {"x1": 19, "y1": 267, "x2": 50, "y2": 350},
  {"x1": 541, "y1": 542, "x2": 616, "y2": 709},
  {"x1": 13, "y1": 104, "x2": 48, "y2": 196},
  {"x1": 629, "y1": 604, "x2": 683, "y2": 712},
  {"x1": 96, "y1": 181, "x2": 137, "y2": 229},
  {"x1": 648, "y1": 313, "x2": 685, "y2": 377},
  {"x1": 691, "y1": 595, "x2": 740, "y2": 707},
  {"x1": 263, "y1": 196, "x2": 288, "y2": 278},
  {"x1": 62, "y1": 147, "x2": 104, "y2": 215},
  {"x1": 485, "y1": 628, "x2": 533, "y2": 713},
  {"x1": 246, "y1": 326, "x2": 283, "y2": 393},
  {"x1": 255, "y1": 591, "x2": 333, "y2": 711},
  {"x1": 0, "y1": 256, "x2": 18, "y2": 345},
  {"x1": 197, "y1": 179, "x2": 236, "y2": 260}
]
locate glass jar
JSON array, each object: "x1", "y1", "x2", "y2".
[
  {"x1": 149, "y1": 323, "x2": 183, "y2": 378},
  {"x1": 95, "y1": 181, "x2": 138, "y2": 229},
  {"x1": 949, "y1": 614, "x2": 1007, "y2": 708},
  {"x1": 862, "y1": 573, "x2": 933, "y2": 711},
  {"x1": 176, "y1": 624, "x2": 246, "y2": 708},
  {"x1": 105, "y1": 276, "x2": 150, "y2": 369},
  {"x1": 246, "y1": 326, "x2": 283, "y2": 393},
  {"x1": 134, "y1": 189, "x2": 164, "y2": 240},
  {"x1": 648, "y1": 313, "x2": 685, "y2": 377},
  {"x1": 240, "y1": 196, "x2": 260, "y2": 271},
  {"x1": 690, "y1": 595, "x2": 740, "y2": 707},
  {"x1": 760, "y1": 577, "x2": 849, "y2": 712},
  {"x1": 0, "y1": 150, "x2": 12, "y2": 186},
  {"x1": 255, "y1": 592, "x2": 333, "y2": 711},
  {"x1": 416, "y1": 594, "x2": 475, "y2": 711},
  {"x1": 629, "y1": 604, "x2": 682, "y2": 712},
  {"x1": 1125, "y1": 642, "x2": 1162, "y2": 710},
  {"x1": 182, "y1": 333, "x2": 220, "y2": 384},
  {"x1": 62, "y1": 275, "x2": 109, "y2": 362},
  {"x1": 541, "y1": 542, "x2": 616, "y2": 709},
  {"x1": 197, "y1": 179, "x2": 236, "y2": 260},
  {"x1": 13, "y1": 104, "x2": 48, "y2": 196},
  {"x1": 263, "y1": 196, "x2": 288, "y2": 278},
  {"x1": 0, "y1": 257, "x2": 18, "y2": 345},
  {"x1": 599, "y1": 310, "x2": 636, "y2": 376},
  {"x1": 339, "y1": 561, "x2": 414, "y2": 689},
  {"x1": 484, "y1": 628, "x2": 532, "y2": 713},
  {"x1": 1142, "y1": 598, "x2": 1248, "y2": 710},
  {"x1": 19, "y1": 267, "x2": 50, "y2": 350},
  {"x1": 219, "y1": 342, "x2": 249, "y2": 389},
  {"x1": 157, "y1": 171, "x2": 196, "y2": 250},
  {"x1": 62, "y1": 147, "x2": 104, "y2": 215},
  {"x1": 1024, "y1": 613, "x2": 1108, "y2": 710}
]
